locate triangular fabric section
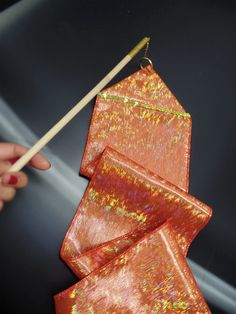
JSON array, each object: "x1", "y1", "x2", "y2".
[
  {"x1": 103, "y1": 65, "x2": 186, "y2": 112},
  {"x1": 80, "y1": 66, "x2": 191, "y2": 191}
]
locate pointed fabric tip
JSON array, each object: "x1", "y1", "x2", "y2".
[{"x1": 80, "y1": 66, "x2": 192, "y2": 191}]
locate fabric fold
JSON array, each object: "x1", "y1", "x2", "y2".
[
  {"x1": 55, "y1": 221, "x2": 210, "y2": 313},
  {"x1": 61, "y1": 147, "x2": 211, "y2": 278}
]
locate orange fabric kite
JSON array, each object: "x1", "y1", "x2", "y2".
[{"x1": 54, "y1": 66, "x2": 212, "y2": 313}]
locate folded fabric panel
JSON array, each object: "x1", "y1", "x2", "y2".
[{"x1": 55, "y1": 222, "x2": 210, "y2": 313}]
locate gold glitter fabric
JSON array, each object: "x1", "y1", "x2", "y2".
[
  {"x1": 80, "y1": 65, "x2": 191, "y2": 191},
  {"x1": 60, "y1": 148, "x2": 211, "y2": 280},
  {"x1": 54, "y1": 66, "x2": 212, "y2": 313},
  {"x1": 55, "y1": 221, "x2": 210, "y2": 313}
]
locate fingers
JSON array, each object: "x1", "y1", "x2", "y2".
[
  {"x1": 0, "y1": 142, "x2": 51, "y2": 213},
  {"x1": 0, "y1": 161, "x2": 29, "y2": 188},
  {"x1": 0, "y1": 162, "x2": 29, "y2": 212},
  {"x1": 0, "y1": 160, "x2": 11, "y2": 176},
  {"x1": 0, "y1": 185, "x2": 16, "y2": 202},
  {"x1": 29, "y1": 154, "x2": 51, "y2": 170},
  {"x1": 0, "y1": 143, "x2": 50, "y2": 170},
  {"x1": 0, "y1": 143, "x2": 27, "y2": 160},
  {"x1": 1, "y1": 172, "x2": 29, "y2": 189},
  {"x1": 0, "y1": 184, "x2": 15, "y2": 212}
]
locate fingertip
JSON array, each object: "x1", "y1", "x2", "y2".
[
  {"x1": 30, "y1": 154, "x2": 51, "y2": 170},
  {"x1": 0, "y1": 186, "x2": 16, "y2": 202},
  {"x1": 2, "y1": 174, "x2": 18, "y2": 186},
  {"x1": 40, "y1": 159, "x2": 51, "y2": 170},
  {"x1": 33, "y1": 160, "x2": 51, "y2": 170},
  {"x1": 0, "y1": 200, "x2": 4, "y2": 212},
  {"x1": 2, "y1": 171, "x2": 28, "y2": 189}
]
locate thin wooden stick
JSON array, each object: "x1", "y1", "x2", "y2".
[{"x1": 8, "y1": 37, "x2": 150, "y2": 172}]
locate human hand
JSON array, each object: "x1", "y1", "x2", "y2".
[{"x1": 0, "y1": 143, "x2": 50, "y2": 211}]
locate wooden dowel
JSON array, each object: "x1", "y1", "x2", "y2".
[{"x1": 8, "y1": 37, "x2": 150, "y2": 172}]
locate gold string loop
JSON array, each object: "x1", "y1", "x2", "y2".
[
  {"x1": 139, "y1": 57, "x2": 153, "y2": 69},
  {"x1": 139, "y1": 40, "x2": 153, "y2": 69}
]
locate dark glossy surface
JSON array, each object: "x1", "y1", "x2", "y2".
[
  {"x1": 0, "y1": 0, "x2": 235, "y2": 313},
  {"x1": 0, "y1": 0, "x2": 20, "y2": 12}
]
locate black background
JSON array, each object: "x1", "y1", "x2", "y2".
[{"x1": 0, "y1": 0, "x2": 235, "y2": 313}]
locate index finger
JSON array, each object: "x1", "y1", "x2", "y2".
[{"x1": 0, "y1": 143, "x2": 50, "y2": 170}]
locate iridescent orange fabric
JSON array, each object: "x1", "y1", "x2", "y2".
[
  {"x1": 55, "y1": 222, "x2": 210, "y2": 313},
  {"x1": 61, "y1": 147, "x2": 211, "y2": 279},
  {"x1": 55, "y1": 66, "x2": 212, "y2": 313},
  {"x1": 80, "y1": 66, "x2": 191, "y2": 191}
]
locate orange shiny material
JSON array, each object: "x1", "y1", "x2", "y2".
[
  {"x1": 61, "y1": 148, "x2": 211, "y2": 279},
  {"x1": 55, "y1": 67, "x2": 212, "y2": 313},
  {"x1": 80, "y1": 66, "x2": 192, "y2": 191},
  {"x1": 55, "y1": 222, "x2": 210, "y2": 313}
]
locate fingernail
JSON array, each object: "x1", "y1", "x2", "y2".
[
  {"x1": 7, "y1": 175, "x2": 18, "y2": 185},
  {"x1": 43, "y1": 160, "x2": 51, "y2": 169},
  {"x1": 45, "y1": 160, "x2": 51, "y2": 167},
  {"x1": 8, "y1": 158, "x2": 19, "y2": 165}
]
